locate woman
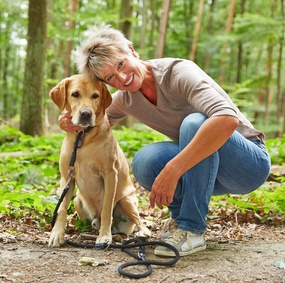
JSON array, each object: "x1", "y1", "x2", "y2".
[{"x1": 59, "y1": 25, "x2": 271, "y2": 257}]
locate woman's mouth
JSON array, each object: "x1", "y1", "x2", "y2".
[{"x1": 124, "y1": 74, "x2": 134, "y2": 86}]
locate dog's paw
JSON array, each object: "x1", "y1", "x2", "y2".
[
  {"x1": 48, "y1": 229, "x2": 65, "y2": 247},
  {"x1": 96, "y1": 235, "x2": 112, "y2": 245},
  {"x1": 91, "y1": 218, "x2": 101, "y2": 230},
  {"x1": 135, "y1": 226, "x2": 151, "y2": 239}
]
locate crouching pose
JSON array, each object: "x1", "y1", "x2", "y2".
[{"x1": 59, "y1": 25, "x2": 271, "y2": 256}]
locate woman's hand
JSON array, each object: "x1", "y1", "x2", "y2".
[
  {"x1": 149, "y1": 163, "x2": 179, "y2": 209},
  {"x1": 58, "y1": 110, "x2": 83, "y2": 132}
]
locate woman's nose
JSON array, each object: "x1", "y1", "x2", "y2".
[{"x1": 117, "y1": 72, "x2": 127, "y2": 82}]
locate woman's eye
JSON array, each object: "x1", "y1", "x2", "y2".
[
  {"x1": 118, "y1": 61, "x2": 124, "y2": 68},
  {"x1": 106, "y1": 75, "x2": 113, "y2": 82}
]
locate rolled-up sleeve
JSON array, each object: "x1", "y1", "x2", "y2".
[{"x1": 188, "y1": 80, "x2": 238, "y2": 118}]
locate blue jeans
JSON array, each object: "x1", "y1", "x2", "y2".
[{"x1": 132, "y1": 113, "x2": 271, "y2": 235}]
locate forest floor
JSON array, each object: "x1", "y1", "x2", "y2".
[{"x1": 1, "y1": 185, "x2": 285, "y2": 283}]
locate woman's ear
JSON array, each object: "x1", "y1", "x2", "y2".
[{"x1": 128, "y1": 44, "x2": 140, "y2": 58}]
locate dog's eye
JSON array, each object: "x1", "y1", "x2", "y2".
[
  {"x1": 92, "y1": 93, "x2": 99, "y2": 99},
  {"x1": 72, "y1": 92, "x2": 80, "y2": 98}
]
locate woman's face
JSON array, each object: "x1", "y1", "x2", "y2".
[{"x1": 101, "y1": 52, "x2": 146, "y2": 92}]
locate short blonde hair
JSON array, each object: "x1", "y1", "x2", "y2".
[{"x1": 73, "y1": 25, "x2": 132, "y2": 80}]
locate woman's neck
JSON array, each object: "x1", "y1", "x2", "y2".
[{"x1": 139, "y1": 62, "x2": 157, "y2": 105}]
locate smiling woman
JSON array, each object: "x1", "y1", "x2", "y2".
[{"x1": 59, "y1": 24, "x2": 271, "y2": 258}]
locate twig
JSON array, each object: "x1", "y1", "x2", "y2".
[
  {"x1": 158, "y1": 275, "x2": 169, "y2": 283},
  {"x1": 30, "y1": 249, "x2": 79, "y2": 253}
]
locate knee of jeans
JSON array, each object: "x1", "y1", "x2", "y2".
[
  {"x1": 131, "y1": 142, "x2": 179, "y2": 191},
  {"x1": 131, "y1": 147, "x2": 155, "y2": 191},
  {"x1": 180, "y1": 113, "x2": 207, "y2": 139}
]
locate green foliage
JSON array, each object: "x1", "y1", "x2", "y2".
[
  {"x1": 0, "y1": 124, "x2": 284, "y2": 228},
  {"x1": 0, "y1": 124, "x2": 168, "y2": 224},
  {"x1": 1, "y1": 0, "x2": 285, "y2": 136},
  {"x1": 113, "y1": 124, "x2": 169, "y2": 158},
  {"x1": 75, "y1": 219, "x2": 92, "y2": 232},
  {"x1": 0, "y1": 124, "x2": 62, "y2": 222},
  {"x1": 211, "y1": 183, "x2": 285, "y2": 217},
  {"x1": 265, "y1": 135, "x2": 285, "y2": 165},
  {"x1": 233, "y1": 13, "x2": 283, "y2": 44}
]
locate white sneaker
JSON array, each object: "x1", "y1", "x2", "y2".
[
  {"x1": 155, "y1": 229, "x2": 206, "y2": 257},
  {"x1": 160, "y1": 218, "x2": 178, "y2": 240}
]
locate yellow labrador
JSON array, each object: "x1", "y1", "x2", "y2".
[{"x1": 48, "y1": 74, "x2": 150, "y2": 247}]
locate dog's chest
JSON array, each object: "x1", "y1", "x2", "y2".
[{"x1": 73, "y1": 144, "x2": 116, "y2": 187}]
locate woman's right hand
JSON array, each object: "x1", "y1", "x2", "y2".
[{"x1": 58, "y1": 110, "x2": 83, "y2": 132}]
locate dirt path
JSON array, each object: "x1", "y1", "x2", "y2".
[{"x1": 1, "y1": 219, "x2": 285, "y2": 283}]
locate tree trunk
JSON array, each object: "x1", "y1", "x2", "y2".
[
  {"x1": 219, "y1": 0, "x2": 236, "y2": 84},
  {"x1": 139, "y1": 0, "x2": 147, "y2": 51},
  {"x1": 119, "y1": 0, "x2": 135, "y2": 127},
  {"x1": 189, "y1": 0, "x2": 205, "y2": 61},
  {"x1": 277, "y1": 0, "x2": 285, "y2": 135},
  {"x1": 156, "y1": 0, "x2": 171, "y2": 58},
  {"x1": 64, "y1": 0, "x2": 78, "y2": 78},
  {"x1": 204, "y1": 0, "x2": 216, "y2": 72},
  {"x1": 148, "y1": 0, "x2": 155, "y2": 58},
  {"x1": 20, "y1": 0, "x2": 47, "y2": 136},
  {"x1": 119, "y1": 0, "x2": 134, "y2": 39},
  {"x1": 263, "y1": 0, "x2": 275, "y2": 126},
  {"x1": 236, "y1": 0, "x2": 246, "y2": 83}
]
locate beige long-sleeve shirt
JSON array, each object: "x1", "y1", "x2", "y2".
[{"x1": 106, "y1": 58, "x2": 264, "y2": 142}]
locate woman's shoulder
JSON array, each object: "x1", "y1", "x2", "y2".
[
  {"x1": 149, "y1": 58, "x2": 201, "y2": 76},
  {"x1": 149, "y1": 57, "x2": 191, "y2": 69},
  {"x1": 149, "y1": 58, "x2": 204, "y2": 85}
]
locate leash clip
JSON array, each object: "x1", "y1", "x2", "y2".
[{"x1": 138, "y1": 246, "x2": 146, "y2": 261}]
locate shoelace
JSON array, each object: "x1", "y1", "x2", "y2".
[{"x1": 167, "y1": 230, "x2": 187, "y2": 244}]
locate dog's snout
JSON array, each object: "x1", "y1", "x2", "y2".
[
  {"x1": 78, "y1": 109, "x2": 93, "y2": 126},
  {"x1": 80, "y1": 109, "x2": 92, "y2": 119}
]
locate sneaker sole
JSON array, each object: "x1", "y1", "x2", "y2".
[{"x1": 154, "y1": 244, "x2": 206, "y2": 257}]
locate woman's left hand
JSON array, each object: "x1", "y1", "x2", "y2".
[{"x1": 149, "y1": 165, "x2": 179, "y2": 209}]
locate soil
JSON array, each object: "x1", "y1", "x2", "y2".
[{"x1": 1, "y1": 206, "x2": 285, "y2": 283}]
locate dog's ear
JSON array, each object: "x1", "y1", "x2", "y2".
[
  {"x1": 101, "y1": 83, "x2": 112, "y2": 112},
  {"x1": 49, "y1": 79, "x2": 70, "y2": 111}
]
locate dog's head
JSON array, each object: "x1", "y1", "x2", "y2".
[{"x1": 49, "y1": 74, "x2": 112, "y2": 128}]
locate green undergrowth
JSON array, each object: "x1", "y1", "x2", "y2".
[{"x1": 0, "y1": 124, "x2": 284, "y2": 229}]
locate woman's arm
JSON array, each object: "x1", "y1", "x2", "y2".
[{"x1": 149, "y1": 115, "x2": 239, "y2": 209}]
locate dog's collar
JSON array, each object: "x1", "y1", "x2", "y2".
[
  {"x1": 77, "y1": 126, "x2": 93, "y2": 135},
  {"x1": 76, "y1": 126, "x2": 94, "y2": 148}
]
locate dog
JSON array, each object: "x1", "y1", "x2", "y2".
[{"x1": 48, "y1": 74, "x2": 150, "y2": 247}]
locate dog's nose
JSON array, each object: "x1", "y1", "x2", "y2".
[{"x1": 80, "y1": 109, "x2": 92, "y2": 120}]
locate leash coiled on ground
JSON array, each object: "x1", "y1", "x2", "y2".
[{"x1": 66, "y1": 238, "x2": 180, "y2": 279}]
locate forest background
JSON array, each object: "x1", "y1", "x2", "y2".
[
  {"x1": 0, "y1": 0, "x2": 284, "y2": 137},
  {"x1": 0, "y1": 1, "x2": 285, "y2": 228}
]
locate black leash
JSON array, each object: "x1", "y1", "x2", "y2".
[
  {"x1": 66, "y1": 238, "x2": 180, "y2": 279},
  {"x1": 50, "y1": 126, "x2": 92, "y2": 228},
  {"x1": 50, "y1": 125, "x2": 180, "y2": 279}
]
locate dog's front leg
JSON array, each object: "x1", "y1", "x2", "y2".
[
  {"x1": 49, "y1": 177, "x2": 75, "y2": 247},
  {"x1": 96, "y1": 169, "x2": 118, "y2": 245}
]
